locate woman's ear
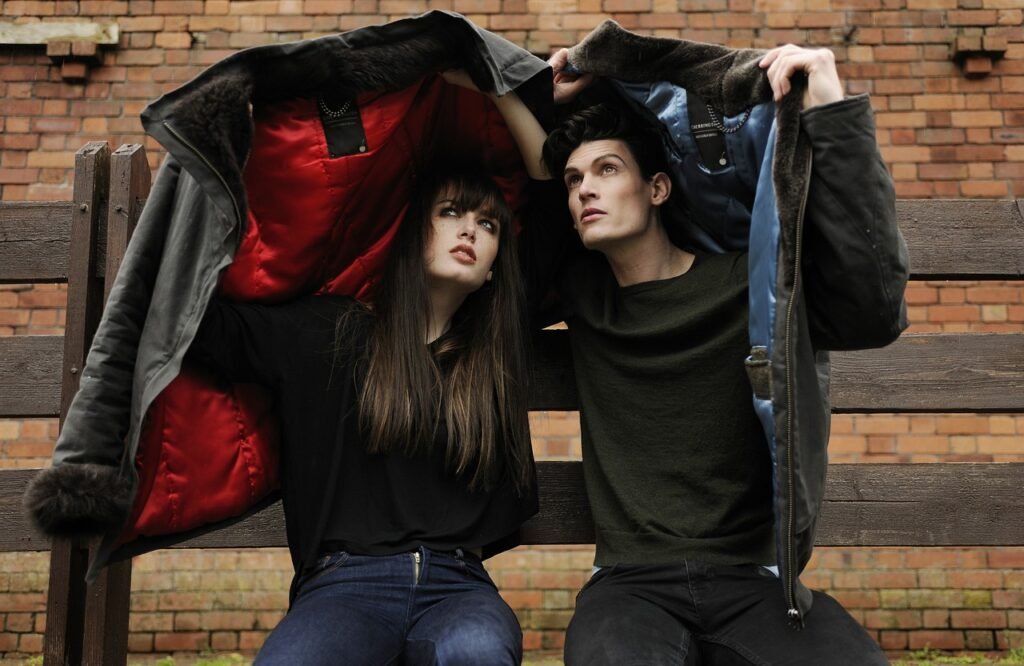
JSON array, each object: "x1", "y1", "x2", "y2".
[{"x1": 650, "y1": 172, "x2": 672, "y2": 207}]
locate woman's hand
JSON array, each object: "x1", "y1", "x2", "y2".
[
  {"x1": 759, "y1": 45, "x2": 844, "y2": 110},
  {"x1": 549, "y1": 48, "x2": 594, "y2": 105}
]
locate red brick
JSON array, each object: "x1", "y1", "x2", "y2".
[
  {"x1": 948, "y1": 571, "x2": 1004, "y2": 589},
  {"x1": 951, "y1": 610, "x2": 1007, "y2": 629},
  {"x1": 989, "y1": 550, "x2": 1024, "y2": 568},
  {"x1": 923, "y1": 609, "x2": 950, "y2": 628},
  {"x1": 908, "y1": 630, "x2": 965, "y2": 650},
  {"x1": 154, "y1": 631, "x2": 209, "y2": 651}
]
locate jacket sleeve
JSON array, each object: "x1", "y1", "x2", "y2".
[
  {"x1": 23, "y1": 158, "x2": 185, "y2": 538},
  {"x1": 798, "y1": 94, "x2": 910, "y2": 351},
  {"x1": 187, "y1": 299, "x2": 288, "y2": 386}
]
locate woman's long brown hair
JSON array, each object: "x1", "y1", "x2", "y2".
[{"x1": 342, "y1": 171, "x2": 532, "y2": 493}]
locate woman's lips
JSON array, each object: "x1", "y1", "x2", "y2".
[{"x1": 450, "y1": 244, "x2": 477, "y2": 263}]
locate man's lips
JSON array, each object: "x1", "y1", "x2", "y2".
[
  {"x1": 450, "y1": 244, "x2": 477, "y2": 263},
  {"x1": 579, "y1": 208, "x2": 605, "y2": 225}
]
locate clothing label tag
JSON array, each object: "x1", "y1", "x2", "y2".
[
  {"x1": 686, "y1": 92, "x2": 728, "y2": 169},
  {"x1": 318, "y1": 93, "x2": 368, "y2": 159}
]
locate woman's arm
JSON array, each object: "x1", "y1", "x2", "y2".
[{"x1": 188, "y1": 299, "x2": 290, "y2": 385}]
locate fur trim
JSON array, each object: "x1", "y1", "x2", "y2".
[
  {"x1": 569, "y1": 19, "x2": 773, "y2": 116},
  {"x1": 24, "y1": 463, "x2": 133, "y2": 538}
]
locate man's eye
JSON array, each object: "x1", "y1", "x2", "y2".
[
  {"x1": 565, "y1": 174, "x2": 581, "y2": 188},
  {"x1": 601, "y1": 164, "x2": 617, "y2": 174}
]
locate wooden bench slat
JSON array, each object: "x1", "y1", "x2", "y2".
[
  {"x1": 898, "y1": 199, "x2": 1024, "y2": 279},
  {"x1": 0, "y1": 203, "x2": 74, "y2": 283},
  {"x1": 530, "y1": 331, "x2": 1024, "y2": 413},
  {"x1": 831, "y1": 333, "x2": 1024, "y2": 413},
  {"x1": 4, "y1": 463, "x2": 1021, "y2": 552},
  {"x1": 0, "y1": 336, "x2": 63, "y2": 417},
  {"x1": 2, "y1": 199, "x2": 1020, "y2": 284}
]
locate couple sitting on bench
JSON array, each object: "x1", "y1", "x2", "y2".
[{"x1": 26, "y1": 14, "x2": 907, "y2": 665}]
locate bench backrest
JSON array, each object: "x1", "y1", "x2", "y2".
[
  {"x1": 0, "y1": 142, "x2": 150, "y2": 666},
  {"x1": 0, "y1": 144, "x2": 1021, "y2": 664}
]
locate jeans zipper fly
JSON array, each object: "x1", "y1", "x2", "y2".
[{"x1": 412, "y1": 551, "x2": 421, "y2": 585}]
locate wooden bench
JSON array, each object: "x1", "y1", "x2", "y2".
[{"x1": 1, "y1": 142, "x2": 1022, "y2": 665}]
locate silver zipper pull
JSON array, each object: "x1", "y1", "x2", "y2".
[{"x1": 413, "y1": 551, "x2": 421, "y2": 584}]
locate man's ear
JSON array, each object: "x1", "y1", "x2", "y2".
[{"x1": 650, "y1": 172, "x2": 672, "y2": 206}]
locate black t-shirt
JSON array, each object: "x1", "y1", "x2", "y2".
[{"x1": 187, "y1": 295, "x2": 537, "y2": 567}]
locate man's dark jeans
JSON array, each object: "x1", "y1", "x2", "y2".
[
  {"x1": 255, "y1": 547, "x2": 521, "y2": 665},
  {"x1": 565, "y1": 560, "x2": 889, "y2": 665}
]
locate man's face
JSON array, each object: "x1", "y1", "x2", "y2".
[{"x1": 562, "y1": 139, "x2": 664, "y2": 252}]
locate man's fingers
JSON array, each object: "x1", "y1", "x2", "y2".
[{"x1": 548, "y1": 48, "x2": 569, "y2": 71}]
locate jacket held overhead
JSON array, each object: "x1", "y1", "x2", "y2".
[{"x1": 25, "y1": 11, "x2": 552, "y2": 580}]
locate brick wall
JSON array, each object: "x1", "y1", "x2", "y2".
[{"x1": 1, "y1": 0, "x2": 1023, "y2": 660}]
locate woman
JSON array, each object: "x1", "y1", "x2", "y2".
[{"x1": 187, "y1": 169, "x2": 537, "y2": 665}]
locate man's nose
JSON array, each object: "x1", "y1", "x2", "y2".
[{"x1": 578, "y1": 175, "x2": 596, "y2": 200}]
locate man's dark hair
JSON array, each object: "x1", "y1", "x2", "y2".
[{"x1": 542, "y1": 103, "x2": 670, "y2": 182}]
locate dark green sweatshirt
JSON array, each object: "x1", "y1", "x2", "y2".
[{"x1": 561, "y1": 250, "x2": 776, "y2": 567}]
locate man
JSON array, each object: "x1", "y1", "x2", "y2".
[{"x1": 530, "y1": 27, "x2": 909, "y2": 666}]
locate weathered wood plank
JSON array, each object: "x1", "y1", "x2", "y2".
[
  {"x1": 3, "y1": 199, "x2": 1019, "y2": 284},
  {"x1": 0, "y1": 203, "x2": 73, "y2": 283},
  {"x1": 59, "y1": 142, "x2": 109, "y2": 425},
  {"x1": 530, "y1": 331, "x2": 1024, "y2": 413},
  {"x1": 81, "y1": 145, "x2": 148, "y2": 666},
  {"x1": 898, "y1": 199, "x2": 1024, "y2": 279},
  {"x1": 45, "y1": 141, "x2": 110, "y2": 666},
  {"x1": 104, "y1": 144, "x2": 150, "y2": 303},
  {"x1": 831, "y1": 333, "x2": 1024, "y2": 413},
  {"x1": 3, "y1": 463, "x2": 1021, "y2": 551},
  {"x1": 0, "y1": 337, "x2": 63, "y2": 417}
]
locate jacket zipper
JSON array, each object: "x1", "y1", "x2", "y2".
[
  {"x1": 783, "y1": 151, "x2": 814, "y2": 627},
  {"x1": 412, "y1": 551, "x2": 421, "y2": 584},
  {"x1": 162, "y1": 121, "x2": 242, "y2": 228}
]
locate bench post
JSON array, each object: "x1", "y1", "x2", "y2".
[
  {"x1": 80, "y1": 144, "x2": 151, "y2": 665},
  {"x1": 42, "y1": 143, "x2": 149, "y2": 666},
  {"x1": 43, "y1": 141, "x2": 109, "y2": 666}
]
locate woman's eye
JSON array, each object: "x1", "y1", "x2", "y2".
[
  {"x1": 478, "y1": 219, "x2": 496, "y2": 232},
  {"x1": 439, "y1": 206, "x2": 459, "y2": 217}
]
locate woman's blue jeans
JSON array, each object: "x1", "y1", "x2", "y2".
[{"x1": 254, "y1": 547, "x2": 522, "y2": 666}]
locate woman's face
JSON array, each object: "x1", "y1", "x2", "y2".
[{"x1": 422, "y1": 188, "x2": 502, "y2": 297}]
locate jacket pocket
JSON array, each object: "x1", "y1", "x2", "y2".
[{"x1": 744, "y1": 346, "x2": 772, "y2": 400}]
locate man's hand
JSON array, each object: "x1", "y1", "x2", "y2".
[
  {"x1": 549, "y1": 48, "x2": 594, "y2": 105},
  {"x1": 759, "y1": 45, "x2": 844, "y2": 110}
]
